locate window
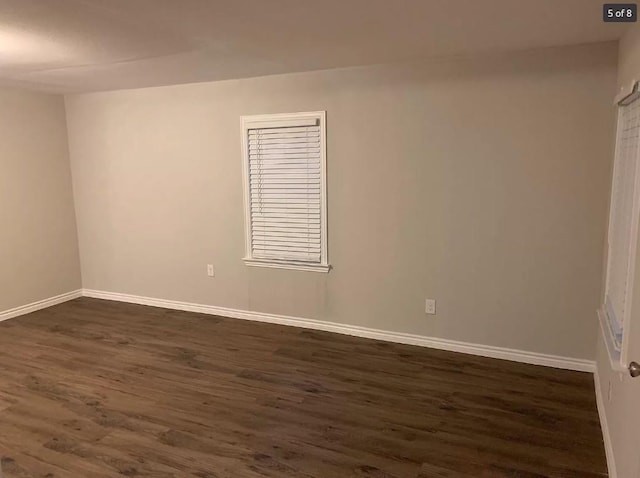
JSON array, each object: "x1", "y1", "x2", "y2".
[
  {"x1": 241, "y1": 111, "x2": 329, "y2": 272},
  {"x1": 603, "y1": 86, "x2": 640, "y2": 358}
]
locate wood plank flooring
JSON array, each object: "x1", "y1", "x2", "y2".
[{"x1": 0, "y1": 298, "x2": 607, "y2": 477}]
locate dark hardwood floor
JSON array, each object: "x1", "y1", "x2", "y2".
[{"x1": 0, "y1": 298, "x2": 606, "y2": 477}]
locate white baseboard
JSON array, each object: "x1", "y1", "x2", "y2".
[
  {"x1": 82, "y1": 289, "x2": 595, "y2": 373},
  {"x1": 0, "y1": 290, "x2": 83, "y2": 323},
  {"x1": 0, "y1": 289, "x2": 594, "y2": 373},
  {"x1": 594, "y1": 369, "x2": 618, "y2": 478}
]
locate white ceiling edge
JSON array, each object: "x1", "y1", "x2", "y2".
[{"x1": 0, "y1": 0, "x2": 629, "y2": 94}]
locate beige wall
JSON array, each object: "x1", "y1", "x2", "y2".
[
  {"x1": 596, "y1": 25, "x2": 640, "y2": 478},
  {"x1": 66, "y1": 41, "x2": 616, "y2": 360},
  {"x1": 0, "y1": 88, "x2": 81, "y2": 311}
]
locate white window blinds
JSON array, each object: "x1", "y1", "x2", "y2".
[
  {"x1": 241, "y1": 112, "x2": 328, "y2": 272},
  {"x1": 605, "y1": 97, "x2": 640, "y2": 349}
]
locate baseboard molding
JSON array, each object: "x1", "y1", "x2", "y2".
[
  {"x1": 0, "y1": 290, "x2": 83, "y2": 324},
  {"x1": 594, "y1": 369, "x2": 618, "y2": 478},
  {"x1": 82, "y1": 289, "x2": 595, "y2": 373}
]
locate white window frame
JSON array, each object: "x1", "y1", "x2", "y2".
[{"x1": 240, "y1": 111, "x2": 329, "y2": 273}]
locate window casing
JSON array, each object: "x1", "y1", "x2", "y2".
[{"x1": 241, "y1": 111, "x2": 329, "y2": 272}]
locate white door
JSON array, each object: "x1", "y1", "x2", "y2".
[
  {"x1": 619, "y1": 231, "x2": 640, "y2": 478},
  {"x1": 627, "y1": 309, "x2": 640, "y2": 478}
]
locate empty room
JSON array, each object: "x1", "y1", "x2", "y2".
[{"x1": 1, "y1": 1, "x2": 640, "y2": 477}]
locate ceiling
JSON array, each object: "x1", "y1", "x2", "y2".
[{"x1": 0, "y1": 0, "x2": 629, "y2": 93}]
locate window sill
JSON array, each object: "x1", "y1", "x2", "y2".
[{"x1": 244, "y1": 258, "x2": 330, "y2": 273}]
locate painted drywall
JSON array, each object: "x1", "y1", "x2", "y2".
[
  {"x1": 65, "y1": 42, "x2": 616, "y2": 361},
  {"x1": 596, "y1": 25, "x2": 640, "y2": 478},
  {"x1": 0, "y1": 88, "x2": 81, "y2": 311}
]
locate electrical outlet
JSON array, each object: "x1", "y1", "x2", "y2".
[
  {"x1": 207, "y1": 264, "x2": 215, "y2": 277},
  {"x1": 425, "y1": 299, "x2": 436, "y2": 315}
]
